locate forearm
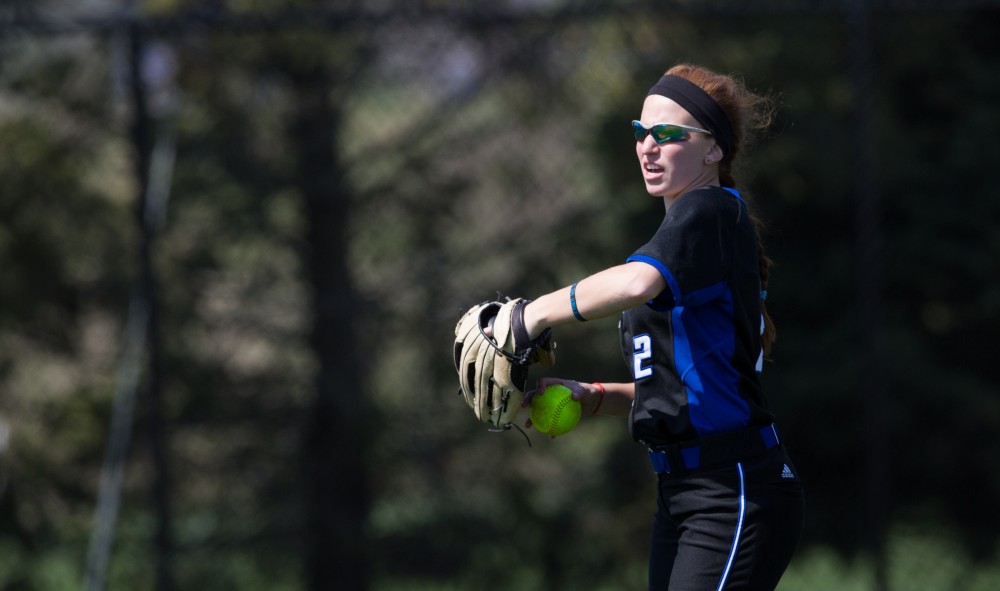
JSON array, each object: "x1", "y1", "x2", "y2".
[
  {"x1": 523, "y1": 262, "x2": 666, "y2": 338},
  {"x1": 591, "y1": 381, "x2": 635, "y2": 418}
]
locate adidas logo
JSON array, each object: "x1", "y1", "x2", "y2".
[{"x1": 781, "y1": 464, "x2": 795, "y2": 479}]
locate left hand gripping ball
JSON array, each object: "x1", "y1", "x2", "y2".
[{"x1": 530, "y1": 384, "x2": 582, "y2": 437}]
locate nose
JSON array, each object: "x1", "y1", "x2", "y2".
[{"x1": 638, "y1": 134, "x2": 659, "y2": 152}]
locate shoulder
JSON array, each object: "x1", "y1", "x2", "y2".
[{"x1": 665, "y1": 186, "x2": 739, "y2": 223}]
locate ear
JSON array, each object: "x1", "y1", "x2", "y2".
[{"x1": 704, "y1": 143, "x2": 723, "y2": 165}]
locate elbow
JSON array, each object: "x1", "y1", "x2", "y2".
[{"x1": 621, "y1": 266, "x2": 667, "y2": 307}]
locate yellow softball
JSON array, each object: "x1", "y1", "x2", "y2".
[{"x1": 530, "y1": 384, "x2": 582, "y2": 437}]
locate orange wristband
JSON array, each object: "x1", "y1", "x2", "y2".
[{"x1": 592, "y1": 382, "x2": 605, "y2": 415}]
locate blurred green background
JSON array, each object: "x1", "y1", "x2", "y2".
[{"x1": 1, "y1": 1, "x2": 999, "y2": 590}]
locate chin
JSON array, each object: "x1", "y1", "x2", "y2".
[{"x1": 644, "y1": 184, "x2": 669, "y2": 198}]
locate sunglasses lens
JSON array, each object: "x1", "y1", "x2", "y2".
[
  {"x1": 651, "y1": 124, "x2": 687, "y2": 143},
  {"x1": 632, "y1": 121, "x2": 689, "y2": 144},
  {"x1": 631, "y1": 121, "x2": 648, "y2": 142}
]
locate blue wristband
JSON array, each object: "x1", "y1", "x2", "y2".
[{"x1": 570, "y1": 282, "x2": 587, "y2": 322}]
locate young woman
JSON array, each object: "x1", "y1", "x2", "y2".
[{"x1": 519, "y1": 64, "x2": 805, "y2": 590}]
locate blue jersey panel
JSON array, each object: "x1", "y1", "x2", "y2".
[{"x1": 672, "y1": 283, "x2": 750, "y2": 436}]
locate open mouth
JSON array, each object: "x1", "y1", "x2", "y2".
[{"x1": 643, "y1": 162, "x2": 664, "y2": 178}]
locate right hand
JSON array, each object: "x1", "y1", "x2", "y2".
[{"x1": 521, "y1": 377, "x2": 604, "y2": 429}]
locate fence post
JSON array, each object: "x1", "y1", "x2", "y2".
[
  {"x1": 129, "y1": 19, "x2": 175, "y2": 591},
  {"x1": 846, "y1": 1, "x2": 890, "y2": 590}
]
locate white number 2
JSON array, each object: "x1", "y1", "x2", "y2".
[{"x1": 633, "y1": 334, "x2": 653, "y2": 379}]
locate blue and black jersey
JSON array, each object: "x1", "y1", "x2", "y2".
[{"x1": 621, "y1": 186, "x2": 772, "y2": 447}]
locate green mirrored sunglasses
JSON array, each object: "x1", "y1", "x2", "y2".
[{"x1": 632, "y1": 120, "x2": 713, "y2": 144}]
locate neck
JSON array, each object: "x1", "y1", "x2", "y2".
[{"x1": 662, "y1": 173, "x2": 721, "y2": 211}]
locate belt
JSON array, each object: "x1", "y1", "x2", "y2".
[{"x1": 647, "y1": 423, "x2": 781, "y2": 476}]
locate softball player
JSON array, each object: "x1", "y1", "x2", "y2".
[{"x1": 519, "y1": 64, "x2": 805, "y2": 590}]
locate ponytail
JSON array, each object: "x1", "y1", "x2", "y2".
[
  {"x1": 733, "y1": 181, "x2": 777, "y2": 357},
  {"x1": 756, "y1": 224, "x2": 776, "y2": 356}
]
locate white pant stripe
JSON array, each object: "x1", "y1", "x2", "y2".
[{"x1": 716, "y1": 462, "x2": 746, "y2": 591}]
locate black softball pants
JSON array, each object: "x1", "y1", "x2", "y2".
[{"x1": 648, "y1": 445, "x2": 805, "y2": 590}]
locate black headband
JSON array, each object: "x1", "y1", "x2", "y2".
[{"x1": 647, "y1": 75, "x2": 734, "y2": 158}]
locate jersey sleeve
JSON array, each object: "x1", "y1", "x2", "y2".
[{"x1": 626, "y1": 190, "x2": 731, "y2": 308}]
